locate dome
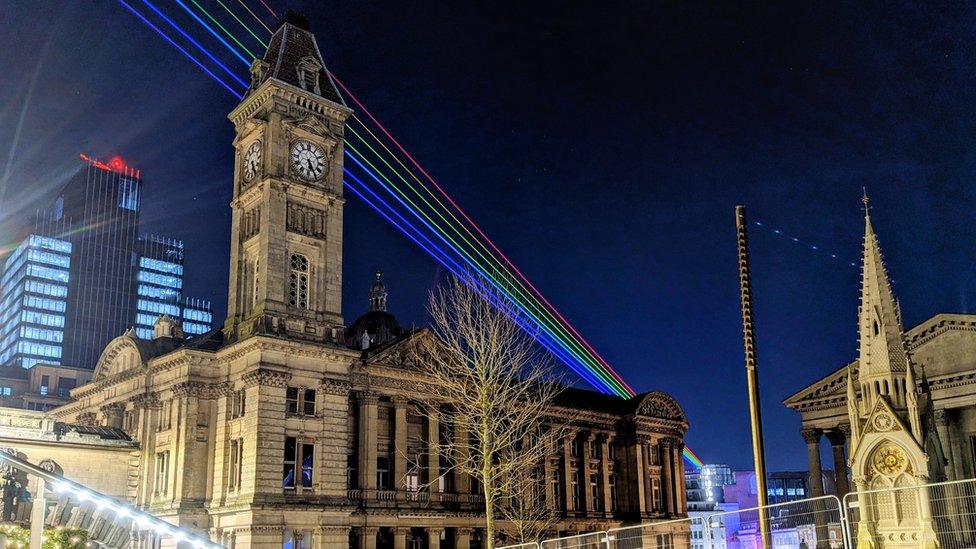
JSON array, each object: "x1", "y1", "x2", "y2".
[
  {"x1": 346, "y1": 310, "x2": 403, "y2": 350},
  {"x1": 347, "y1": 271, "x2": 402, "y2": 350}
]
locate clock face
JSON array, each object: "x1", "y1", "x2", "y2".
[
  {"x1": 290, "y1": 140, "x2": 327, "y2": 181},
  {"x1": 242, "y1": 141, "x2": 262, "y2": 182}
]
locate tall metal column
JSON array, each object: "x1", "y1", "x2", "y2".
[{"x1": 735, "y1": 205, "x2": 771, "y2": 548}]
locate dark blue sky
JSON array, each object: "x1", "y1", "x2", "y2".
[{"x1": 2, "y1": 2, "x2": 976, "y2": 471}]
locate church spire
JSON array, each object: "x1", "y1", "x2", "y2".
[{"x1": 856, "y1": 192, "x2": 911, "y2": 409}]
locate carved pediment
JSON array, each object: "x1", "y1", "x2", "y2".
[
  {"x1": 284, "y1": 115, "x2": 337, "y2": 144},
  {"x1": 635, "y1": 391, "x2": 687, "y2": 423}
]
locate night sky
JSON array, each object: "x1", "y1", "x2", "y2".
[{"x1": 2, "y1": 2, "x2": 976, "y2": 472}]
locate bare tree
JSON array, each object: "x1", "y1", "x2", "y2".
[
  {"x1": 496, "y1": 448, "x2": 561, "y2": 545},
  {"x1": 412, "y1": 276, "x2": 566, "y2": 549}
]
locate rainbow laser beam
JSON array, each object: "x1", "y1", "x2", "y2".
[
  {"x1": 342, "y1": 167, "x2": 610, "y2": 392},
  {"x1": 345, "y1": 148, "x2": 621, "y2": 393},
  {"x1": 343, "y1": 120, "x2": 629, "y2": 394},
  {"x1": 167, "y1": 0, "x2": 636, "y2": 397},
  {"x1": 116, "y1": 0, "x2": 634, "y2": 397},
  {"x1": 118, "y1": 0, "x2": 709, "y2": 463},
  {"x1": 333, "y1": 75, "x2": 636, "y2": 397},
  {"x1": 116, "y1": 0, "x2": 243, "y2": 98},
  {"x1": 343, "y1": 133, "x2": 627, "y2": 394}
]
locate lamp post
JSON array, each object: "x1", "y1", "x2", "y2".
[{"x1": 735, "y1": 205, "x2": 771, "y2": 548}]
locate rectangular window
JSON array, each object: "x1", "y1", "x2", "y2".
[
  {"x1": 229, "y1": 389, "x2": 246, "y2": 419},
  {"x1": 608, "y1": 443, "x2": 616, "y2": 462},
  {"x1": 552, "y1": 469, "x2": 562, "y2": 509},
  {"x1": 155, "y1": 451, "x2": 170, "y2": 496},
  {"x1": 377, "y1": 456, "x2": 390, "y2": 490},
  {"x1": 285, "y1": 387, "x2": 315, "y2": 416},
  {"x1": 158, "y1": 400, "x2": 172, "y2": 431},
  {"x1": 571, "y1": 437, "x2": 581, "y2": 457},
  {"x1": 119, "y1": 177, "x2": 140, "y2": 211},
  {"x1": 347, "y1": 454, "x2": 358, "y2": 489},
  {"x1": 589, "y1": 439, "x2": 599, "y2": 459},
  {"x1": 283, "y1": 437, "x2": 314, "y2": 491},
  {"x1": 652, "y1": 477, "x2": 661, "y2": 510},
  {"x1": 228, "y1": 439, "x2": 243, "y2": 491},
  {"x1": 56, "y1": 377, "x2": 76, "y2": 397},
  {"x1": 609, "y1": 473, "x2": 617, "y2": 512},
  {"x1": 590, "y1": 473, "x2": 600, "y2": 511},
  {"x1": 39, "y1": 375, "x2": 49, "y2": 396},
  {"x1": 0, "y1": 387, "x2": 11, "y2": 396},
  {"x1": 572, "y1": 473, "x2": 581, "y2": 510}
]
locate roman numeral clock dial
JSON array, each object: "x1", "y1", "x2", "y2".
[{"x1": 290, "y1": 140, "x2": 327, "y2": 182}]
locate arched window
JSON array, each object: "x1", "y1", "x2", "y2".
[{"x1": 289, "y1": 254, "x2": 309, "y2": 309}]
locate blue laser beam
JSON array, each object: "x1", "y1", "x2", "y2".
[
  {"x1": 343, "y1": 171, "x2": 611, "y2": 392},
  {"x1": 172, "y1": 0, "x2": 252, "y2": 67},
  {"x1": 345, "y1": 149, "x2": 614, "y2": 392},
  {"x1": 117, "y1": 0, "x2": 244, "y2": 99},
  {"x1": 139, "y1": 0, "x2": 248, "y2": 89}
]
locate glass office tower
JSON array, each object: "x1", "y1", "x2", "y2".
[
  {"x1": 0, "y1": 235, "x2": 73, "y2": 368},
  {"x1": 0, "y1": 154, "x2": 213, "y2": 370}
]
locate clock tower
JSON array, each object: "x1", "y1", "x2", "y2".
[{"x1": 224, "y1": 15, "x2": 351, "y2": 344}]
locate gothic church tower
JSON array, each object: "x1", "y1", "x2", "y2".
[
  {"x1": 847, "y1": 195, "x2": 936, "y2": 549},
  {"x1": 224, "y1": 15, "x2": 351, "y2": 343}
]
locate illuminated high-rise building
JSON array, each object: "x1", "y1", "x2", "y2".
[{"x1": 0, "y1": 154, "x2": 213, "y2": 372}]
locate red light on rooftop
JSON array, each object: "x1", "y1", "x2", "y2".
[{"x1": 79, "y1": 153, "x2": 139, "y2": 178}]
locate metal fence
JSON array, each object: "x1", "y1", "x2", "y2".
[
  {"x1": 843, "y1": 477, "x2": 976, "y2": 549},
  {"x1": 0, "y1": 449, "x2": 219, "y2": 548},
  {"x1": 505, "y1": 477, "x2": 976, "y2": 549}
]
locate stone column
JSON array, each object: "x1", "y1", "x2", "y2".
[
  {"x1": 132, "y1": 392, "x2": 161, "y2": 507},
  {"x1": 802, "y1": 429, "x2": 824, "y2": 497},
  {"x1": 394, "y1": 527, "x2": 409, "y2": 549},
  {"x1": 315, "y1": 526, "x2": 349, "y2": 548},
  {"x1": 661, "y1": 439, "x2": 674, "y2": 516},
  {"x1": 360, "y1": 527, "x2": 378, "y2": 549},
  {"x1": 642, "y1": 439, "x2": 654, "y2": 514},
  {"x1": 562, "y1": 434, "x2": 575, "y2": 513},
  {"x1": 454, "y1": 418, "x2": 471, "y2": 493},
  {"x1": 358, "y1": 393, "x2": 379, "y2": 493},
  {"x1": 632, "y1": 442, "x2": 647, "y2": 514},
  {"x1": 600, "y1": 434, "x2": 614, "y2": 517},
  {"x1": 802, "y1": 428, "x2": 828, "y2": 549},
  {"x1": 825, "y1": 428, "x2": 849, "y2": 499},
  {"x1": 582, "y1": 432, "x2": 595, "y2": 514},
  {"x1": 934, "y1": 409, "x2": 957, "y2": 479},
  {"x1": 456, "y1": 528, "x2": 472, "y2": 549},
  {"x1": 393, "y1": 397, "x2": 409, "y2": 492},
  {"x1": 427, "y1": 409, "x2": 440, "y2": 492},
  {"x1": 427, "y1": 527, "x2": 442, "y2": 549},
  {"x1": 672, "y1": 442, "x2": 685, "y2": 514}
]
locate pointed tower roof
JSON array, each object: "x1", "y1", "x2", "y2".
[
  {"x1": 247, "y1": 14, "x2": 345, "y2": 106},
  {"x1": 858, "y1": 193, "x2": 909, "y2": 378}
]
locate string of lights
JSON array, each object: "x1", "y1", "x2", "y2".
[{"x1": 114, "y1": 0, "x2": 711, "y2": 467}]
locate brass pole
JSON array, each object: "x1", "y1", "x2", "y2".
[{"x1": 735, "y1": 205, "x2": 771, "y2": 548}]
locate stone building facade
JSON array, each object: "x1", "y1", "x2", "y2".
[
  {"x1": 38, "y1": 17, "x2": 689, "y2": 549},
  {"x1": 785, "y1": 201, "x2": 960, "y2": 547}
]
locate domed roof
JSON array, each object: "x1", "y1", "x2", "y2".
[
  {"x1": 347, "y1": 310, "x2": 403, "y2": 350},
  {"x1": 347, "y1": 271, "x2": 402, "y2": 350}
]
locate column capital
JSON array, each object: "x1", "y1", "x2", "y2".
[
  {"x1": 130, "y1": 391, "x2": 161, "y2": 409},
  {"x1": 357, "y1": 391, "x2": 379, "y2": 405},
  {"x1": 824, "y1": 429, "x2": 846, "y2": 446},
  {"x1": 801, "y1": 428, "x2": 822, "y2": 444},
  {"x1": 100, "y1": 402, "x2": 125, "y2": 414},
  {"x1": 934, "y1": 408, "x2": 950, "y2": 426},
  {"x1": 391, "y1": 395, "x2": 410, "y2": 406},
  {"x1": 241, "y1": 368, "x2": 291, "y2": 388}
]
